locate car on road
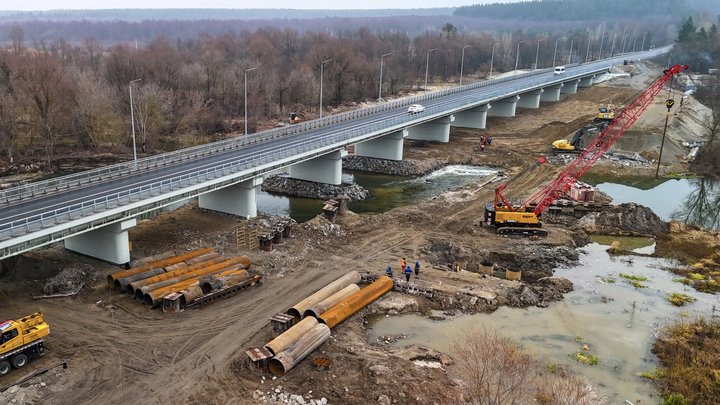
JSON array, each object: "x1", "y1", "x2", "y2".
[
  {"x1": 408, "y1": 104, "x2": 425, "y2": 114},
  {"x1": 553, "y1": 66, "x2": 566, "y2": 75}
]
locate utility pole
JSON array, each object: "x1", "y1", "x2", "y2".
[
  {"x1": 489, "y1": 42, "x2": 499, "y2": 77},
  {"x1": 598, "y1": 34, "x2": 606, "y2": 59},
  {"x1": 128, "y1": 79, "x2": 141, "y2": 168},
  {"x1": 424, "y1": 48, "x2": 437, "y2": 92},
  {"x1": 534, "y1": 38, "x2": 545, "y2": 69},
  {"x1": 378, "y1": 53, "x2": 391, "y2": 101},
  {"x1": 319, "y1": 59, "x2": 332, "y2": 118},
  {"x1": 568, "y1": 37, "x2": 575, "y2": 64},
  {"x1": 514, "y1": 40, "x2": 526, "y2": 74}
]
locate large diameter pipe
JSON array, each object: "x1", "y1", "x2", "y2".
[
  {"x1": 303, "y1": 284, "x2": 360, "y2": 319},
  {"x1": 185, "y1": 252, "x2": 223, "y2": 266},
  {"x1": 128, "y1": 250, "x2": 177, "y2": 268},
  {"x1": 287, "y1": 271, "x2": 361, "y2": 319},
  {"x1": 268, "y1": 323, "x2": 331, "y2": 377},
  {"x1": 319, "y1": 276, "x2": 393, "y2": 329},
  {"x1": 127, "y1": 255, "x2": 226, "y2": 295},
  {"x1": 135, "y1": 258, "x2": 244, "y2": 302},
  {"x1": 265, "y1": 317, "x2": 319, "y2": 356},
  {"x1": 143, "y1": 267, "x2": 248, "y2": 306},
  {"x1": 108, "y1": 247, "x2": 213, "y2": 288},
  {"x1": 200, "y1": 271, "x2": 252, "y2": 294},
  {"x1": 177, "y1": 269, "x2": 252, "y2": 308}
]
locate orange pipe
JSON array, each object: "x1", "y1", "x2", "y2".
[
  {"x1": 318, "y1": 276, "x2": 393, "y2": 329},
  {"x1": 144, "y1": 268, "x2": 248, "y2": 306},
  {"x1": 126, "y1": 254, "x2": 226, "y2": 295},
  {"x1": 107, "y1": 247, "x2": 213, "y2": 288},
  {"x1": 287, "y1": 271, "x2": 361, "y2": 319},
  {"x1": 303, "y1": 284, "x2": 360, "y2": 319},
  {"x1": 136, "y1": 258, "x2": 244, "y2": 302},
  {"x1": 265, "y1": 317, "x2": 318, "y2": 356}
]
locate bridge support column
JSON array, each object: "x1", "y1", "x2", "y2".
[
  {"x1": 406, "y1": 115, "x2": 454, "y2": 142},
  {"x1": 488, "y1": 95, "x2": 520, "y2": 117},
  {"x1": 451, "y1": 105, "x2": 490, "y2": 129},
  {"x1": 354, "y1": 130, "x2": 407, "y2": 161},
  {"x1": 289, "y1": 150, "x2": 345, "y2": 185},
  {"x1": 541, "y1": 84, "x2": 563, "y2": 102},
  {"x1": 199, "y1": 178, "x2": 262, "y2": 218},
  {"x1": 578, "y1": 75, "x2": 595, "y2": 88},
  {"x1": 64, "y1": 218, "x2": 136, "y2": 265},
  {"x1": 517, "y1": 89, "x2": 544, "y2": 109},
  {"x1": 561, "y1": 79, "x2": 580, "y2": 94}
]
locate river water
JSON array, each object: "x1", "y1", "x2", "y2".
[{"x1": 368, "y1": 241, "x2": 720, "y2": 404}]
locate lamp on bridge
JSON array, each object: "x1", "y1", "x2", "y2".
[
  {"x1": 459, "y1": 45, "x2": 471, "y2": 85},
  {"x1": 378, "y1": 52, "x2": 392, "y2": 102},
  {"x1": 129, "y1": 78, "x2": 142, "y2": 169},
  {"x1": 514, "y1": 40, "x2": 526, "y2": 74},
  {"x1": 244, "y1": 66, "x2": 257, "y2": 141},
  {"x1": 424, "y1": 48, "x2": 437, "y2": 92},
  {"x1": 534, "y1": 38, "x2": 546, "y2": 70},
  {"x1": 320, "y1": 59, "x2": 332, "y2": 118},
  {"x1": 489, "y1": 42, "x2": 499, "y2": 77}
]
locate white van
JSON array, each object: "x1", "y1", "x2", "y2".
[{"x1": 554, "y1": 66, "x2": 566, "y2": 75}]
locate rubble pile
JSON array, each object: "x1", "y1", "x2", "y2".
[
  {"x1": 343, "y1": 155, "x2": 443, "y2": 176},
  {"x1": 41, "y1": 264, "x2": 96, "y2": 295},
  {"x1": 578, "y1": 202, "x2": 669, "y2": 236},
  {"x1": 262, "y1": 175, "x2": 369, "y2": 201}
]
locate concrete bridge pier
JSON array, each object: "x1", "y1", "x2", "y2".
[
  {"x1": 199, "y1": 178, "x2": 262, "y2": 218},
  {"x1": 406, "y1": 115, "x2": 454, "y2": 142},
  {"x1": 354, "y1": 130, "x2": 407, "y2": 161},
  {"x1": 64, "y1": 218, "x2": 136, "y2": 264},
  {"x1": 541, "y1": 84, "x2": 563, "y2": 102},
  {"x1": 517, "y1": 89, "x2": 544, "y2": 109},
  {"x1": 289, "y1": 150, "x2": 346, "y2": 185},
  {"x1": 488, "y1": 95, "x2": 520, "y2": 117},
  {"x1": 561, "y1": 79, "x2": 581, "y2": 94},
  {"x1": 578, "y1": 75, "x2": 595, "y2": 88},
  {"x1": 451, "y1": 105, "x2": 490, "y2": 129}
]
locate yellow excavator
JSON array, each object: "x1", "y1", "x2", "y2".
[
  {"x1": 593, "y1": 104, "x2": 618, "y2": 124},
  {"x1": 552, "y1": 123, "x2": 607, "y2": 152},
  {"x1": 0, "y1": 312, "x2": 49, "y2": 376}
]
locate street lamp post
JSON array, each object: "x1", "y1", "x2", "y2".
[
  {"x1": 585, "y1": 35, "x2": 592, "y2": 62},
  {"x1": 378, "y1": 52, "x2": 392, "y2": 102},
  {"x1": 424, "y1": 48, "x2": 437, "y2": 92},
  {"x1": 514, "y1": 40, "x2": 526, "y2": 74},
  {"x1": 640, "y1": 32, "x2": 648, "y2": 52},
  {"x1": 244, "y1": 66, "x2": 257, "y2": 139},
  {"x1": 553, "y1": 38, "x2": 562, "y2": 68},
  {"x1": 459, "y1": 45, "x2": 471, "y2": 85},
  {"x1": 568, "y1": 37, "x2": 576, "y2": 64},
  {"x1": 489, "y1": 42, "x2": 499, "y2": 77},
  {"x1": 534, "y1": 38, "x2": 545, "y2": 69},
  {"x1": 598, "y1": 33, "x2": 606, "y2": 59},
  {"x1": 319, "y1": 59, "x2": 332, "y2": 118},
  {"x1": 631, "y1": 33, "x2": 638, "y2": 52},
  {"x1": 128, "y1": 78, "x2": 141, "y2": 168},
  {"x1": 610, "y1": 32, "x2": 617, "y2": 57}
]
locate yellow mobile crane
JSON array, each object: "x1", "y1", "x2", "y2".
[{"x1": 0, "y1": 312, "x2": 49, "y2": 376}]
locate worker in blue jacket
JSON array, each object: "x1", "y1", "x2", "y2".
[
  {"x1": 386, "y1": 266, "x2": 393, "y2": 278},
  {"x1": 404, "y1": 265, "x2": 412, "y2": 282},
  {"x1": 414, "y1": 261, "x2": 420, "y2": 278}
]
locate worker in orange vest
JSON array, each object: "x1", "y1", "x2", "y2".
[{"x1": 400, "y1": 257, "x2": 407, "y2": 272}]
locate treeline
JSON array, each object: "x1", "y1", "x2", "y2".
[
  {"x1": 455, "y1": 0, "x2": 719, "y2": 20},
  {"x1": 0, "y1": 24, "x2": 670, "y2": 170},
  {"x1": 675, "y1": 15, "x2": 720, "y2": 73}
]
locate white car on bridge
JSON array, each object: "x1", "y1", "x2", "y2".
[{"x1": 407, "y1": 104, "x2": 425, "y2": 114}]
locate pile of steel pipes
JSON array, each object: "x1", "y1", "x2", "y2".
[
  {"x1": 107, "y1": 248, "x2": 260, "y2": 312},
  {"x1": 248, "y1": 271, "x2": 392, "y2": 377}
]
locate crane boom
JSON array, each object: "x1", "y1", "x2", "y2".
[{"x1": 509, "y1": 64, "x2": 687, "y2": 215}]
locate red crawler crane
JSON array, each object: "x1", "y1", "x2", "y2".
[{"x1": 485, "y1": 64, "x2": 689, "y2": 236}]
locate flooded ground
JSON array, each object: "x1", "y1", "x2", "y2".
[
  {"x1": 369, "y1": 241, "x2": 720, "y2": 404},
  {"x1": 256, "y1": 165, "x2": 498, "y2": 222}
]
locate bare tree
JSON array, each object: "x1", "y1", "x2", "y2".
[
  {"x1": 74, "y1": 70, "x2": 124, "y2": 148},
  {"x1": 535, "y1": 372, "x2": 604, "y2": 405},
  {"x1": 131, "y1": 82, "x2": 171, "y2": 152},
  {"x1": 451, "y1": 328, "x2": 536, "y2": 405}
]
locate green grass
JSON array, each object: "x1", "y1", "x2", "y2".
[
  {"x1": 600, "y1": 276, "x2": 616, "y2": 283},
  {"x1": 668, "y1": 293, "x2": 696, "y2": 307},
  {"x1": 572, "y1": 352, "x2": 599, "y2": 365},
  {"x1": 619, "y1": 273, "x2": 649, "y2": 288},
  {"x1": 688, "y1": 272, "x2": 705, "y2": 281},
  {"x1": 673, "y1": 277, "x2": 692, "y2": 285},
  {"x1": 546, "y1": 363, "x2": 558, "y2": 373},
  {"x1": 591, "y1": 235, "x2": 655, "y2": 251},
  {"x1": 640, "y1": 369, "x2": 666, "y2": 379}
]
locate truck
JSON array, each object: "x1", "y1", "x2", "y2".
[{"x1": 0, "y1": 312, "x2": 49, "y2": 376}]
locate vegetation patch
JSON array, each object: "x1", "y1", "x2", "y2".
[
  {"x1": 599, "y1": 276, "x2": 616, "y2": 283},
  {"x1": 667, "y1": 293, "x2": 696, "y2": 307},
  {"x1": 619, "y1": 273, "x2": 649, "y2": 288},
  {"x1": 571, "y1": 351, "x2": 599, "y2": 365},
  {"x1": 651, "y1": 316, "x2": 720, "y2": 405},
  {"x1": 639, "y1": 368, "x2": 666, "y2": 380}
]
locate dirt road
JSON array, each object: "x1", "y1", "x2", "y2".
[{"x1": 0, "y1": 61, "x2": 710, "y2": 404}]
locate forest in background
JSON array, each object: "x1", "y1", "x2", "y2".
[{"x1": 0, "y1": 0, "x2": 717, "y2": 172}]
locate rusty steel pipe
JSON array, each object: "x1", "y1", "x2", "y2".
[
  {"x1": 287, "y1": 271, "x2": 361, "y2": 319},
  {"x1": 268, "y1": 323, "x2": 331, "y2": 377},
  {"x1": 319, "y1": 276, "x2": 393, "y2": 329},
  {"x1": 177, "y1": 285, "x2": 205, "y2": 309},
  {"x1": 115, "y1": 267, "x2": 167, "y2": 291},
  {"x1": 200, "y1": 271, "x2": 252, "y2": 294},
  {"x1": 303, "y1": 284, "x2": 360, "y2": 319},
  {"x1": 107, "y1": 247, "x2": 213, "y2": 288},
  {"x1": 128, "y1": 250, "x2": 177, "y2": 268},
  {"x1": 126, "y1": 254, "x2": 226, "y2": 295},
  {"x1": 143, "y1": 267, "x2": 248, "y2": 306},
  {"x1": 265, "y1": 316, "x2": 319, "y2": 356},
  {"x1": 134, "y1": 258, "x2": 244, "y2": 302}
]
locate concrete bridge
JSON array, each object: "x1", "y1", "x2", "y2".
[{"x1": 0, "y1": 47, "x2": 670, "y2": 264}]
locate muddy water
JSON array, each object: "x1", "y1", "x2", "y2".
[
  {"x1": 256, "y1": 165, "x2": 498, "y2": 222},
  {"x1": 368, "y1": 242, "x2": 720, "y2": 404},
  {"x1": 587, "y1": 176, "x2": 720, "y2": 230}
]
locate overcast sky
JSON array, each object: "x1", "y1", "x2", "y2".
[{"x1": 6, "y1": 1, "x2": 515, "y2": 11}]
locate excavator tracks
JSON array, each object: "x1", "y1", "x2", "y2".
[{"x1": 497, "y1": 227, "x2": 548, "y2": 237}]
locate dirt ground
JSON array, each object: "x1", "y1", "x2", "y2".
[{"x1": 0, "y1": 61, "x2": 716, "y2": 404}]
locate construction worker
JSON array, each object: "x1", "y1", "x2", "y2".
[
  {"x1": 404, "y1": 265, "x2": 412, "y2": 282},
  {"x1": 414, "y1": 261, "x2": 420, "y2": 278},
  {"x1": 400, "y1": 257, "x2": 407, "y2": 272},
  {"x1": 386, "y1": 266, "x2": 393, "y2": 278}
]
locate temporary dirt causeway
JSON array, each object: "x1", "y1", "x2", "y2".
[{"x1": 0, "y1": 61, "x2": 712, "y2": 404}]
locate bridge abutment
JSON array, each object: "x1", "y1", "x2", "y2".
[
  {"x1": 561, "y1": 79, "x2": 580, "y2": 94},
  {"x1": 517, "y1": 89, "x2": 544, "y2": 109},
  {"x1": 578, "y1": 75, "x2": 595, "y2": 88},
  {"x1": 406, "y1": 115, "x2": 454, "y2": 142},
  {"x1": 289, "y1": 150, "x2": 345, "y2": 185},
  {"x1": 199, "y1": 178, "x2": 261, "y2": 218},
  {"x1": 488, "y1": 95, "x2": 520, "y2": 117},
  {"x1": 64, "y1": 218, "x2": 136, "y2": 264},
  {"x1": 541, "y1": 83, "x2": 563, "y2": 102},
  {"x1": 354, "y1": 130, "x2": 407, "y2": 160},
  {"x1": 451, "y1": 105, "x2": 490, "y2": 129}
]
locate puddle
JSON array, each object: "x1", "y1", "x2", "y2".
[{"x1": 368, "y1": 242, "x2": 720, "y2": 404}]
